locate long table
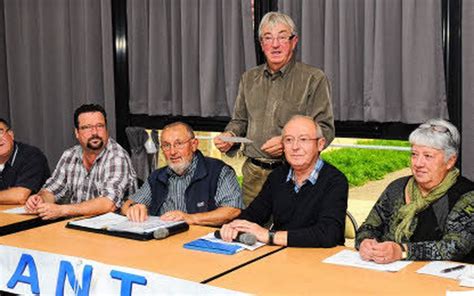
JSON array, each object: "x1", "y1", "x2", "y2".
[
  {"x1": 1, "y1": 216, "x2": 471, "y2": 295},
  {"x1": 0, "y1": 220, "x2": 282, "y2": 283},
  {"x1": 207, "y1": 246, "x2": 471, "y2": 295},
  {"x1": 0, "y1": 205, "x2": 65, "y2": 236}
]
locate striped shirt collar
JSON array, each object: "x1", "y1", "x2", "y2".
[{"x1": 286, "y1": 158, "x2": 324, "y2": 193}]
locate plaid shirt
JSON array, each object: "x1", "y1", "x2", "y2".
[{"x1": 43, "y1": 138, "x2": 137, "y2": 207}]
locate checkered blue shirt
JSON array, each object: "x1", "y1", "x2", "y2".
[{"x1": 286, "y1": 158, "x2": 324, "y2": 193}]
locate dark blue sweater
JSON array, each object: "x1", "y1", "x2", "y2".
[{"x1": 239, "y1": 162, "x2": 348, "y2": 247}]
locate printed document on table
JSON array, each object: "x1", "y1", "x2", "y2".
[
  {"x1": 2, "y1": 207, "x2": 31, "y2": 215},
  {"x1": 68, "y1": 212, "x2": 128, "y2": 230},
  {"x1": 216, "y1": 136, "x2": 253, "y2": 143},
  {"x1": 68, "y1": 212, "x2": 187, "y2": 234},
  {"x1": 323, "y1": 249, "x2": 412, "y2": 272},
  {"x1": 107, "y1": 216, "x2": 186, "y2": 234}
]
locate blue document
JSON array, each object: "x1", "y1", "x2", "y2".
[{"x1": 183, "y1": 238, "x2": 243, "y2": 255}]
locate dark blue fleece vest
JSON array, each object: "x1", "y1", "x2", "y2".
[{"x1": 148, "y1": 151, "x2": 226, "y2": 215}]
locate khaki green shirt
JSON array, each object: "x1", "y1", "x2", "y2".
[{"x1": 225, "y1": 58, "x2": 335, "y2": 160}]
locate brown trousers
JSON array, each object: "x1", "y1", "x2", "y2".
[{"x1": 241, "y1": 158, "x2": 273, "y2": 207}]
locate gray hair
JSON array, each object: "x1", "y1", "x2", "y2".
[
  {"x1": 162, "y1": 121, "x2": 195, "y2": 139},
  {"x1": 409, "y1": 118, "x2": 460, "y2": 161},
  {"x1": 258, "y1": 12, "x2": 297, "y2": 39},
  {"x1": 284, "y1": 115, "x2": 323, "y2": 138}
]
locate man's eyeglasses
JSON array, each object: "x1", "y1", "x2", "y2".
[
  {"x1": 419, "y1": 123, "x2": 453, "y2": 139},
  {"x1": 161, "y1": 138, "x2": 194, "y2": 152},
  {"x1": 0, "y1": 128, "x2": 10, "y2": 138},
  {"x1": 78, "y1": 123, "x2": 106, "y2": 132},
  {"x1": 261, "y1": 34, "x2": 295, "y2": 45},
  {"x1": 282, "y1": 136, "x2": 319, "y2": 147}
]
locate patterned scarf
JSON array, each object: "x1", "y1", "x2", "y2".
[{"x1": 394, "y1": 168, "x2": 459, "y2": 242}]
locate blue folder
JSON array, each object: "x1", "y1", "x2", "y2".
[{"x1": 183, "y1": 238, "x2": 242, "y2": 255}]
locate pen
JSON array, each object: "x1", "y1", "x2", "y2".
[{"x1": 441, "y1": 264, "x2": 465, "y2": 273}]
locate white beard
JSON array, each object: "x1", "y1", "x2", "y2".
[{"x1": 168, "y1": 160, "x2": 191, "y2": 176}]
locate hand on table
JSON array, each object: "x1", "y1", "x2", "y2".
[
  {"x1": 161, "y1": 210, "x2": 196, "y2": 225},
  {"x1": 25, "y1": 194, "x2": 44, "y2": 214},
  {"x1": 220, "y1": 219, "x2": 269, "y2": 243},
  {"x1": 359, "y1": 239, "x2": 403, "y2": 264},
  {"x1": 126, "y1": 203, "x2": 148, "y2": 222}
]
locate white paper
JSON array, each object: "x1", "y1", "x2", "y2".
[
  {"x1": 322, "y1": 249, "x2": 412, "y2": 272},
  {"x1": 201, "y1": 232, "x2": 265, "y2": 251},
  {"x1": 68, "y1": 212, "x2": 128, "y2": 230},
  {"x1": 68, "y1": 213, "x2": 187, "y2": 234},
  {"x1": 417, "y1": 261, "x2": 468, "y2": 280},
  {"x1": 459, "y1": 265, "x2": 474, "y2": 288},
  {"x1": 107, "y1": 216, "x2": 186, "y2": 234},
  {"x1": 2, "y1": 206, "x2": 29, "y2": 215},
  {"x1": 446, "y1": 291, "x2": 474, "y2": 296},
  {"x1": 217, "y1": 136, "x2": 253, "y2": 143}
]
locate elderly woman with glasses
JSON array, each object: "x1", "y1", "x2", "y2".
[{"x1": 356, "y1": 119, "x2": 474, "y2": 264}]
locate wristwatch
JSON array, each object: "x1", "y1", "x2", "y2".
[
  {"x1": 268, "y1": 230, "x2": 276, "y2": 245},
  {"x1": 399, "y1": 243, "x2": 408, "y2": 259}
]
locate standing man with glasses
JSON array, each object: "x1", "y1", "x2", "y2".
[
  {"x1": 25, "y1": 104, "x2": 138, "y2": 220},
  {"x1": 214, "y1": 11, "x2": 335, "y2": 206},
  {"x1": 219, "y1": 116, "x2": 347, "y2": 247},
  {"x1": 0, "y1": 118, "x2": 50, "y2": 204},
  {"x1": 121, "y1": 121, "x2": 243, "y2": 226}
]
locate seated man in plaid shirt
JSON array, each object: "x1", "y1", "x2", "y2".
[{"x1": 25, "y1": 104, "x2": 138, "y2": 220}]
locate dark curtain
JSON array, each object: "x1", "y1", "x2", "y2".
[
  {"x1": 0, "y1": 0, "x2": 115, "y2": 166},
  {"x1": 0, "y1": 0, "x2": 9, "y2": 122},
  {"x1": 462, "y1": 1, "x2": 474, "y2": 181},
  {"x1": 279, "y1": 0, "x2": 448, "y2": 123},
  {"x1": 127, "y1": 0, "x2": 256, "y2": 117}
]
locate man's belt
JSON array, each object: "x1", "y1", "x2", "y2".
[{"x1": 250, "y1": 158, "x2": 282, "y2": 170}]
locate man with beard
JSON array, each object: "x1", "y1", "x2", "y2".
[
  {"x1": 25, "y1": 104, "x2": 138, "y2": 220},
  {"x1": 121, "y1": 122, "x2": 243, "y2": 226}
]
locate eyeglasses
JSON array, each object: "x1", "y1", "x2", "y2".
[
  {"x1": 261, "y1": 34, "x2": 295, "y2": 45},
  {"x1": 282, "y1": 136, "x2": 319, "y2": 147},
  {"x1": 419, "y1": 123, "x2": 453, "y2": 139},
  {"x1": 161, "y1": 138, "x2": 194, "y2": 152},
  {"x1": 0, "y1": 128, "x2": 10, "y2": 138},
  {"x1": 78, "y1": 123, "x2": 106, "y2": 132}
]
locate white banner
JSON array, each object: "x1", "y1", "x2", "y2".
[{"x1": 0, "y1": 245, "x2": 245, "y2": 295}]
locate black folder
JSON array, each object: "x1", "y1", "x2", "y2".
[{"x1": 65, "y1": 214, "x2": 189, "y2": 241}]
